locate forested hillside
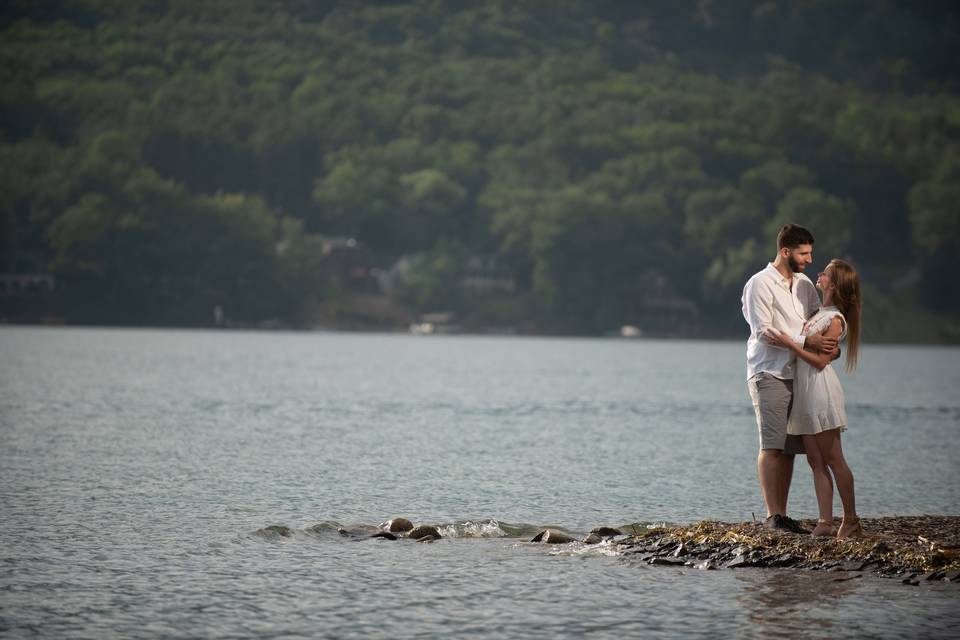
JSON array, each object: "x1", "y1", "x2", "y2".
[{"x1": 2, "y1": 0, "x2": 959, "y2": 339}]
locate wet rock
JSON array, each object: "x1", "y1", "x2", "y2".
[
  {"x1": 255, "y1": 525, "x2": 293, "y2": 538},
  {"x1": 621, "y1": 546, "x2": 650, "y2": 557},
  {"x1": 371, "y1": 531, "x2": 398, "y2": 540},
  {"x1": 650, "y1": 556, "x2": 686, "y2": 566},
  {"x1": 590, "y1": 527, "x2": 623, "y2": 537},
  {"x1": 943, "y1": 569, "x2": 960, "y2": 582},
  {"x1": 768, "y1": 554, "x2": 798, "y2": 568},
  {"x1": 382, "y1": 518, "x2": 414, "y2": 533},
  {"x1": 583, "y1": 527, "x2": 625, "y2": 544},
  {"x1": 531, "y1": 529, "x2": 575, "y2": 544},
  {"x1": 725, "y1": 555, "x2": 751, "y2": 569},
  {"x1": 408, "y1": 525, "x2": 441, "y2": 541},
  {"x1": 694, "y1": 560, "x2": 716, "y2": 570}
]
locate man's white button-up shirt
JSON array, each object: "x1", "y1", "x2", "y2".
[{"x1": 742, "y1": 263, "x2": 820, "y2": 381}]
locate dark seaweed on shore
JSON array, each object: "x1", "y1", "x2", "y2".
[{"x1": 615, "y1": 516, "x2": 960, "y2": 584}]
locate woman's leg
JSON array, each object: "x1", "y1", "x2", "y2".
[
  {"x1": 802, "y1": 433, "x2": 834, "y2": 535},
  {"x1": 816, "y1": 429, "x2": 860, "y2": 538}
]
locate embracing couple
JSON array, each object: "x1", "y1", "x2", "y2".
[{"x1": 742, "y1": 224, "x2": 863, "y2": 539}]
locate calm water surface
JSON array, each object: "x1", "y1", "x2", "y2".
[{"x1": 1, "y1": 327, "x2": 958, "y2": 638}]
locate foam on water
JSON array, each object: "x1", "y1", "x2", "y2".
[{"x1": 249, "y1": 518, "x2": 678, "y2": 543}]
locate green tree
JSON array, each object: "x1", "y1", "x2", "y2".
[{"x1": 769, "y1": 187, "x2": 857, "y2": 262}]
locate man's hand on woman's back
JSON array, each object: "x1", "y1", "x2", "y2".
[{"x1": 806, "y1": 333, "x2": 838, "y2": 353}]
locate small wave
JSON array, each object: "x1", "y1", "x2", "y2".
[
  {"x1": 303, "y1": 521, "x2": 347, "y2": 537},
  {"x1": 548, "y1": 538, "x2": 624, "y2": 558},
  {"x1": 618, "y1": 521, "x2": 672, "y2": 534},
  {"x1": 434, "y1": 519, "x2": 517, "y2": 538}
]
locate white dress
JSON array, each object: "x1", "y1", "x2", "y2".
[{"x1": 788, "y1": 306, "x2": 848, "y2": 435}]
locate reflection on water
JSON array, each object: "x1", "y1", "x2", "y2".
[
  {"x1": 735, "y1": 568, "x2": 960, "y2": 639},
  {"x1": 739, "y1": 570, "x2": 857, "y2": 636}
]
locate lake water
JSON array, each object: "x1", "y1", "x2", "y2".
[{"x1": 1, "y1": 327, "x2": 958, "y2": 638}]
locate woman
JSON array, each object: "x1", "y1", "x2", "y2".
[{"x1": 768, "y1": 259, "x2": 862, "y2": 539}]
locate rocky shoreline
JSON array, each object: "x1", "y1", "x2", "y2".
[
  {"x1": 258, "y1": 515, "x2": 960, "y2": 585},
  {"x1": 606, "y1": 516, "x2": 960, "y2": 585}
]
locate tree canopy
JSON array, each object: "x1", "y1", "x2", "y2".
[{"x1": 2, "y1": 0, "x2": 958, "y2": 339}]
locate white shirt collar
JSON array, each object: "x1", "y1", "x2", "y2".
[{"x1": 764, "y1": 263, "x2": 793, "y2": 289}]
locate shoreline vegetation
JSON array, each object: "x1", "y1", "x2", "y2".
[
  {"x1": 3, "y1": 312, "x2": 960, "y2": 346},
  {"x1": 599, "y1": 516, "x2": 960, "y2": 584}
]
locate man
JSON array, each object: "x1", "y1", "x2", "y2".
[{"x1": 742, "y1": 224, "x2": 837, "y2": 533}]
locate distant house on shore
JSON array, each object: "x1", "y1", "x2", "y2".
[
  {"x1": 461, "y1": 255, "x2": 515, "y2": 294},
  {"x1": 319, "y1": 237, "x2": 382, "y2": 292},
  {"x1": 379, "y1": 253, "x2": 516, "y2": 296},
  {"x1": 0, "y1": 273, "x2": 62, "y2": 324},
  {"x1": 0, "y1": 273, "x2": 55, "y2": 296}
]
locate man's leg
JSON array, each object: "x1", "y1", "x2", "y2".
[
  {"x1": 757, "y1": 449, "x2": 793, "y2": 518},
  {"x1": 749, "y1": 374, "x2": 796, "y2": 518}
]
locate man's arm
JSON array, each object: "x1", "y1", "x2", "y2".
[
  {"x1": 770, "y1": 317, "x2": 843, "y2": 371},
  {"x1": 743, "y1": 278, "x2": 804, "y2": 348},
  {"x1": 806, "y1": 332, "x2": 838, "y2": 353}
]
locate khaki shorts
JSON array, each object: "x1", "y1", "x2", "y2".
[{"x1": 747, "y1": 373, "x2": 805, "y2": 455}]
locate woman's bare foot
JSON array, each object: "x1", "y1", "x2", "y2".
[
  {"x1": 837, "y1": 516, "x2": 862, "y2": 539},
  {"x1": 811, "y1": 518, "x2": 834, "y2": 537}
]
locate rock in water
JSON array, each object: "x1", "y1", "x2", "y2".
[
  {"x1": 408, "y1": 525, "x2": 441, "y2": 540},
  {"x1": 382, "y1": 518, "x2": 414, "y2": 533},
  {"x1": 255, "y1": 525, "x2": 293, "y2": 539},
  {"x1": 371, "y1": 531, "x2": 398, "y2": 540},
  {"x1": 582, "y1": 526, "x2": 623, "y2": 544},
  {"x1": 531, "y1": 529, "x2": 575, "y2": 544},
  {"x1": 590, "y1": 527, "x2": 622, "y2": 537}
]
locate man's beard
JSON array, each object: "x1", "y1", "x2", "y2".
[{"x1": 787, "y1": 255, "x2": 804, "y2": 273}]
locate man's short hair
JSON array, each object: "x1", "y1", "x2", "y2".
[{"x1": 777, "y1": 224, "x2": 815, "y2": 249}]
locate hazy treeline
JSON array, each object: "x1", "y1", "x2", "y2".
[{"x1": 2, "y1": 0, "x2": 959, "y2": 338}]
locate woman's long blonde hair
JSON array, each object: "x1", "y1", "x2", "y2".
[{"x1": 829, "y1": 259, "x2": 861, "y2": 372}]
